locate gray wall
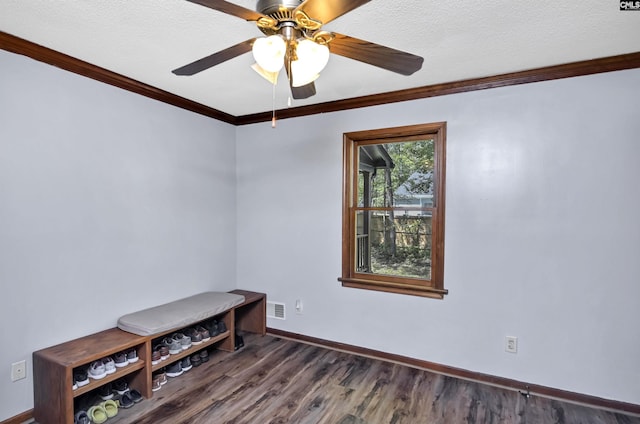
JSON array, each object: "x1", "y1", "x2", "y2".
[
  {"x1": 236, "y1": 69, "x2": 640, "y2": 405},
  {"x1": 0, "y1": 50, "x2": 237, "y2": 419},
  {"x1": 2, "y1": 45, "x2": 639, "y2": 421}
]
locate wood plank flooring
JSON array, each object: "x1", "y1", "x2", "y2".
[{"x1": 86, "y1": 334, "x2": 639, "y2": 424}]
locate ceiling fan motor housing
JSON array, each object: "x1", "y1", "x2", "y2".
[{"x1": 256, "y1": 0, "x2": 302, "y2": 16}]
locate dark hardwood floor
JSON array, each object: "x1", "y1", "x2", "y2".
[{"x1": 89, "y1": 334, "x2": 639, "y2": 424}]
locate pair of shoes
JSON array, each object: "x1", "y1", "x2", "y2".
[
  {"x1": 171, "y1": 332, "x2": 192, "y2": 351},
  {"x1": 205, "y1": 318, "x2": 226, "y2": 337},
  {"x1": 102, "y1": 400, "x2": 118, "y2": 418},
  {"x1": 196, "y1": 325, "x2": 211, "y2": 342},
  {"x1": 165, "y1": 361, "x2": 183, "y2": 378},
  {"x1": 102, "y1": 357, "x2": 116, "y2": 375},
  {"x1": 117, "y1": 392, "x2": 134, "y2": 409},
  {"x1": 152, "y1": 375, "x2": 162, "y2": 392},
  {"x1": 73, "y1": 369, "x2": 89, "y2": 389},
  {"x1": 74, "y1": 410, "x2": 90, "y2": 424},
  {"x1": 191, "y1": 354, "x2": 202, "y2": 367},
  {"x1": 113, "y1": 378, "x2": 129, "y2": 395},
  {"x1": 234, "y1": 332, "x2": 245, "y2": 350},
  {"x1": 151, "y1": 350, "x2": 162, "y2": 365},
  {"x1": 153, "y1": 343, "x2": 170, "y2": 361},
  {"x1": 113, "y1": 348, "x2": 139, "y2": 367},
  {"x1": 129, "y1": 389, "x2": 143, "y2": 403},
  {"x1": 154, "y1": 370, "x2": 167, "y2": 386},
  {"x1": 98, "y1": 383, "x2": 114, "y2": 400},
  {"x1": 181, "y1": 357, "x2": 192, "y2": 372},
  {"x1": 87, "y1": 402, "x2": 114, "y2": 424},
  {"x1": 113, "y1": 352, "x2": 128, "y2": 368},
  {"x1": 161, "y1": 337, "x2": 182, "y2": 355},
  {"x1": 87, "y1": 361, "x2": 107, "y2": 380},
  {"x1": 184, "y1": 328, "x2": 203, "y2": 345},
  {"x1": 126, "y1": 349, "x2": 139, "y2": 364},
  {"x1": 200, "y1": 349, "x2": 209, "y2": 363}
]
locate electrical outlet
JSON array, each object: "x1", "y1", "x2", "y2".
[
  {"x1": 11, "y1": 360, "x2": 26, "y2": 382},
  {"x1": 505, "y1": 336, "x2": 518, "y2": 354}
]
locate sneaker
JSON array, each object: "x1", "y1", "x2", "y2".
[
  {"x1": 235, "y1": 332, "x2": 245, "y2": 350},
  {"x1": 126, "y1": 349, "x2": 139, "y2": 364},
  {"x1": 113, "y1": 379, "x2": 129, "y2": 395},
  {"x1": 88, "y1": 361, "x2": 107, "y2": 380},
  {"x1": 114, "y1": 352, "x2": 128, "y2": 368},
  {"x1": 199, "y1": 349, "x2": 209, "y2": 363},
  {"x1": 185, "y1": 328, "x2": 202, "y2": 345},
  {"x1": 74, "y1": 410, "x2": 90, "y2": 424},
  {"x1": 206, "y1": 320, "x2": 219, "y2": 337},
  {"x1": 190, "y1": 354, "x2": 202, "y2": 368},
  {"x1": 72, "y1": 380, "x2": 78, "y2": 390},
  {"x1": 102, "y1": 357, "x2": 116, "y2": 375},
  {"x1": 217, "y1": 319, "x2": 227, "y2": 333},
  {"x1": 129, "y1": 389, "x2": 143, "y2": 403},
  {"x1": 156, "y1": 370, "x2": 167, "y2": 385},
  {"x1": 165, "y1": 361, "x2": 183, "y2": 378},
  {"x1": 163, "y1": 337, "x2": 182, "y2": 355},
  {"x1": 153, "y1": 342, "x2": 170, "y2": 360},
  {"x1": 118, "y1": 392, "x2": 134, "y2": 409},
  {"x1": 151, "y1": 350, "x2": 161, "y2": 365},
  {"x1": 181, "y1": 357, "x2": 192, "y2": 372},
  {"x1": 74, "y1": 369, "x2": 89, "y2": 387},
  {"x1": 196, "y1": 325, "x2": 211, "y2": 342},
  {"x1": 98, "y1": 383, "x2": 114, "y2": 400},
  {"x1": 152, "y1": 375, "x2": 162, "y2": 392},
  {"x1": 172, "y1": 332, "x2": 192, "y2": 350}
]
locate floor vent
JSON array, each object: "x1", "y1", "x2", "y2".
[{"x1": 267, "y1": 301, "x2": 286, "y2": 320}]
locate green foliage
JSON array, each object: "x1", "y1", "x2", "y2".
[{"x1": 366, "y1": 138, "x2": 435, "y2": 206}]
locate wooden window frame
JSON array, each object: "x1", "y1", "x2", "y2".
[{"x1": 339, "y1": 122, "x2": 448, "y2": 299}]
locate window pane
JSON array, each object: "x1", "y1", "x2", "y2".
[
  {"x1": 355, "y1": 209, "x2": 432, "y2": 280},
  {"x1": 358, "y1": 139, "x2": 435, "y2": 209}
]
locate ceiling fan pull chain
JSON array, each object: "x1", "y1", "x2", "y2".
[{"x1": 272, "y1": 79, "x2": 277, "y2": 128}]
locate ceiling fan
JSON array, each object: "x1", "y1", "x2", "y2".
[{"x1": 172, "y1": 0, "x2": 424, "y2": 100}]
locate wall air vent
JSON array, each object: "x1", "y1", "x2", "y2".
[{"x1": 266, "y1": 301, "x2": 286, "y2": 320}]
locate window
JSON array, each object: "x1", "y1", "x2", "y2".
[{"x1": 339, "y1": 122, "x2": 447, "y2": 298}]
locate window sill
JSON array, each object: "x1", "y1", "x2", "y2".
[{"x1": 338, "y1": 277, "x2": 448, "y2": 299}]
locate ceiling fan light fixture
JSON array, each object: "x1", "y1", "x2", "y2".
[
  {"x1": 251, "y1": 63, "x2": 279, "y2": 85},
  {"x1": 252, "y1": 35, "x2": 286, "y2": 73},
  {"x1": 290, "y1": 39, "x2": 329, "y2": 87}
]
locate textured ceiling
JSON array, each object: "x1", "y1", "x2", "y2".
[{"x1": 1, "y1": 0, "x2": 639, "y2": 117}]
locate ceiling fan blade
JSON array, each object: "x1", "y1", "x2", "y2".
[
  {"x1": 295, "y1": 0, "x2": 371, "y2": 25},
  {"x1": 291, "y1": 82, "x2": 317, "y2": 99},
  {"x1": 186, "y1": 0, "x2": 268, "y2": 21},
  {"x1": 284, "y1": 52, "x2": 316, "y2": 99},
  {"x1": 172, "y1": 38, "x2": 255, "y2": 76},
  {"x1": 329, "y1": 33, "x2": 423, "y2": 76}
]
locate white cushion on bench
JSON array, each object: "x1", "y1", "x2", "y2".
[{"x1": 117, "y1": 292, "x2": 245, "y2": 336}]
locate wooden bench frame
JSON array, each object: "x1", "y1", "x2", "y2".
[{"x1": 32, "y1": 290, "x2": 265, "y2": 424}]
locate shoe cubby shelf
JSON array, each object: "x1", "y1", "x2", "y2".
[
  {"x1": 73, "y1": 360, "x2": 146, "y2": 397},
  {"x1": 33, "y1": 290, "x2": 266, "y2": 424},
  {"x1": 150, "y1": 330, "x2": 230, "y2": 373}
]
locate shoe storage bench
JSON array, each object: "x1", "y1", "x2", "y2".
[{"x1": 33, "y1": 289, "x2": 266, "y2": 424}]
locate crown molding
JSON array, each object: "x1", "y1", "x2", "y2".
[
  {"x1": 2, "y1": 31, "x2": 639, "y2": 126},
  {"x1": 236, "y1": 51, "x2": 640, "y2": 125},
  {"x1": 0, "y1": 31, "x2": 237, "y2": 124}
]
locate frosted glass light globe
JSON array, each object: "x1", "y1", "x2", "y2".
[
  {"x1": 291, "y1": 39, "x2": 329, "y2": 87},
  {"x1": 252, "y1": 35, "x2": 286, "y2": 73}
]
